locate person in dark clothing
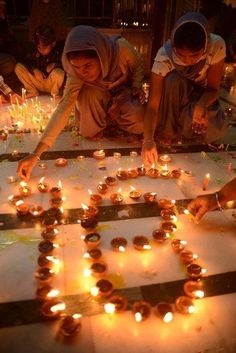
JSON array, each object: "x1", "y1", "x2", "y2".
[{"x1": 15, "y1": 25, "x2": 65, "y2": 98}]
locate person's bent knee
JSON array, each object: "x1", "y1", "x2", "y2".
[{"x1": 15, "y1": 62, "x2": 28, "y2": 75}]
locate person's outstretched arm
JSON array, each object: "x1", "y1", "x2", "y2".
[{"x1": 188, "y1": 177, "x2": 236, "y2": 223}]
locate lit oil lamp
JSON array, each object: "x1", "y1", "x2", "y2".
[
  {"x1": 37, "y1": 254, "x2": 59, "y2": 268},
  {"x1": 158, "y1": 199, "x2": 175, "y2": 209},
  {"x1": 160, "y1": 209, "x2": 177, "y2": 221},
  {"x1": 143, "y1": 192, "x2": 157, "y2": 203},
  {"x1": 41, "y1": 216, "x2": 58, "y2": 229},
  {"x1": 132, "y1": 301, "x2": 152, "y2": 322},
  {"x1": 81, "y1": 203, "x2": 98, "y2": 218},
  {"x1": 156, "y1": 303, "x2": 173, "y2": 323},
  {"x1": 171, "y1": 169, "x2": 182, "y2": 179},
  {"x1": 159, "y1": 154, "x2": 172, "y2": 165},
  {"x1": 129, "y1": 186, "x2": 141, "y2": 200},
  {"x1": 38, "y1": 239, "x2": 58, "y2": 254},
  {"x1": 18, "y1": 181, "x2": 32, "y2": 197},
  {"x1": 92, "y1": 279, "x2": 114, "y2": 297},
  {"x1": 161, "y1": 221, "x2": 177, "y2": 233},
  {"x1": 50, "y1": 181, "x2": 62, "y2": 199},
  {"x1": 146, "y1": 164, "x2": 159, "y2": 178},
  {"x1": 83, "y1": 248, "x2": 102, "y2": 261},
  {"x1": 127, "y1": 168, "x2": 139, "y2": 178},
  {"x1": 110, "y1": 188, "x2": 124, "y2": 204},
  {"x1": 104, "y1": 176, "x2": 116, "y2": 186},
  {"x1": 110, "y1": 237, "x2": 127, "y2": 252},
  {"x1": 113, "y1": 152, "x2": 121, "y2": 159},
  {"x1": 84, "y1": 232, "x2": 101, "y2": 248},
  {"x1": 41, "y1": 300, "x2": 66, "y2": 318},
  {"x1": 49, "y1": 197, "x2": 63, "y2": 208},
  {"x1": 90, "y1": 261, "x2": 107, "y2": 278},
  {"x1": 202, "y1": 173, "x2": 210, "y2": 191},
  {"x1": 97, "y1": 181, "x2": 108, "y2": 194},
  {"x1": 7, "y1": 175, "x2": 17, "y2": 184},
  {"x1": 55, "y1": 158, "x2": 68, "y2": 167},
  {"x1": 59, "y1": 314, "x2": 82, "y2": 336},
  {"x1": 8, "y1": 194, "x2": 22, "y2": 205},
  {"x1": 93, "y1": 149, "x2": 105, "y2": 160},
  {"x1": 183, "y1": 280, "x2": 204, "y2": 299},
  {"x1": 130, "y1": 151, "x2": 138, "y2": 158},
  {"x1": 88, "y1": 189, "x2": 103, "y2": 205},
  {"x1": 171, "y1": 239, "x2": 187, "y2": 253},
  {"x1": 104, "y1": 295, "x2": 128, "y2": 313},
  {"x1": 116, "y1": 168, "x2": 128, "y2": 180},
  {"x1": 137, "y1": 164, "x2": 146, "y2": 176},
  {"x1": 160, "y1": 164, "x2": 171, "y2": 178},
  {"x1": 180, "y1": 250, "x2": 198, "y2": 265},
  {"x1": 35, "y1": 267, "x2": 54, "y2": 284},
  {"x1": 77, "y1": 155, "x2": 85, "y2": 161},
  {"x1": 132, "y1": 235, "x2": 151, "y2": 250},
  {"x1": 29, "y1": 205, "x2": 44, "y2": 217},
  {"x1": 175, "y1": 296, "x2": 195, "y2": 315},
  {"x1": 15, "y1": 200, "x2": 30, "y2": 216},
  {"x1": 152, "y1": 229, "x2": 170, "y2": 243},
  {"x1": 80, "y1": 216, "x2": 98, "y2": 230},
  {"x1": 0, "y1": 129, "x2": 8, "y2": 141},
  {"x1": 37, "y1": 177, "x2": 49, "y2": 193},
  {"x1": 36, "y1": 285, "x2": 59, "y2": 301},
  {"x1": 186, "y1": 263, "x2": 206, "y2": 279}
]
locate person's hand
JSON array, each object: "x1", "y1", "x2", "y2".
[
  {"x1": 46, "y1": 63, "x2": 56, "y2": 73},
  {"x1": 17, "y1": 154, "x2": 38, "y2": 181},
  {"x1": 33, "y1": 69, "x2": 45, "y2": 81},
  {"x1": 132, "y1": 88, "x2": 146, "y2": 104},
  {"x1": 192, "y1": 103, "x2": 208, "y2": 135},
  {"x1": 187, "y1": 194, "x2": 215, "y2": 224},
  {"x1": 141, "y1": 140, "x2": 158, "y2": 166}
]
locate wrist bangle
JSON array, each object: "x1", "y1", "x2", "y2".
[
  {"x1": 215, "y1": 192, "x2": 223, "y2": 211},
  {"x1": 29, "y1": 152, "x2": 40, "y2": 161}
]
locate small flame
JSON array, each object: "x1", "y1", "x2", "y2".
[
  {"x1": 46, "y1": 256, "x2": 60, "y2": 265},
  {"x1": 88, "y1": 189, "x2": 92, "y2": 195},
  {"x1": 118, "y1": 188, "x2": 122, "y2": 193},
  {"x1": 143, "y1": 244, "x2": 151, "y2": 250},
  {"x1": 104, "y1": 303, "x2": 116, "y2": 314},
  {"x1": 118, "y1": 246, "x2": 125, "y2": 252},
  {"x1": 151, "y1": 163, "x2": 155, "y2": 169},
  {"x1": 130, "y1": 186, "x2": 136, "y2": 191},
  {"x1": 90, "y1": 286, "x2": 99, "y2": 297},
  {"x1": 39, "y1": 177, "x2": 45, "y2": 183},
  {"x1": 58, "y1": 180, "x2": 62, "y2": 189},
  {"x1": 72, "y1": 313, "x2": 82, "y2": 319},
  {"x1": 195, "y1": 290, "x2": 204, "y2": 299},
  {"x1": 81, "y1": 203, "x2": 89, "y2": 210},
  {"x1": 163, "y1": 312, "x2": 173, "y2": 323},
  {"x1": 50, "y1": 302, "x2": 66, "y2": 313},
  {"x1": 193, "y1": 254, "x2": 198, "y2": 260},
  {"x1": 46, "y1": 289, "x2": 60, "y2": 298},
  {"x1": 201, "y1": 268, "x2": 207, "y2": 274},
  {"x1": 83, "y1": 252, "x2": 90, "y2": 259},
  {"x1": 171, "y1": 200, "x2": 176, "y2": 205},
  {"x1": 15, "y1": 200, "x2": 24, "y2": 207},
  {"x1": 188, "y1": 305, "x2": 195, "y2": 314},
  {"x1": 20, "y1": 181, "x2": 27, "y2": 187},
  {"x1": 135, "y1": 312, "x2": 142, "y2": 322},
  {"x1": 83, "y1": 268, "x2": 92, "y2": 277}
]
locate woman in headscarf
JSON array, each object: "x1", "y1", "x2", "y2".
[
  {"x1": 17, "y1": 25, "x2": 145, "y2": 181},
  {"x1": 142, "y1": 12, "x2": 228, "y2": 166}
]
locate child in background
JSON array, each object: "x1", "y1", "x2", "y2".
[{"x1": 15, "y1": 25, "x2": 65, "y2": 98}]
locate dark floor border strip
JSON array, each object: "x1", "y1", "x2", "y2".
[
  {"x1": 1, "y1": 200, "x2": 235, "y2": 231},
  {"x1": 1, "y1": 144, "x2": 236, "y2": 162},
  {"x1": 0, "y1": 271, "x2": 236, "y2": 328}
]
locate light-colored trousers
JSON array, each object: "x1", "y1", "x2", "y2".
[
  {"x1": 157, "y1": 71, "x2": 228, "y2": 143},
  {"x1": 75, "y1": 84, "x2": 144, "y2": 137},
  {"x1": 15, "y1": 62, "x2": 65, "y2": 96}
]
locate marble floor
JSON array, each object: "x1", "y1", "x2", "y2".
[{"x1": 0, "y1": 93, "x2": 236, "y2": 353}]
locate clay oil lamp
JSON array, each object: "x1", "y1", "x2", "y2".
[
  {"x1": 59, "y1": 314, "x2": 82, "y2": 336},
  {"x1": 97, "y1": 181, "x2": 108, "y2": 194},
  {"x1": 8, "y1": 194, "x2": 22, "y2": 205},
  {"x1": 116, "y1": 168, "x2": 128, "y2": 180},
  {"x1": 36, "y1": 285, "x2": 59, "y2": 301},
  {"x1": 132, "y1": 235, "x2": 151, "y2": 250},
  {"x1": 127, "y1": 168, "x2": 139, "y2": 178},
  {"x1": 18, "y1": 181, "x2": 32, "y2": 197},
  {"x1": 160, "y1": 164, "x2": 171, "y2": 178},
  {"x1": 38, "y1": 239, "x2": 58, "y2": 254},
  {"x1": 161, "y1": 221, "x2": 177, "y2": 233},
  {"x1": 146, "y1": 164, "x2": 159, "y2": 178},
  {"x1": 110, "y1": 237, "x2": 127, "y2": 252},
  {"x1": 79, "y1": 216, "x2": 98, "y2": 230},
  {"x1": 93, "y1": 149, "x2": 105, "y2": 160},
  {"x1": 171, "y1": 239, "x2": 187, "y2": 253},
  {"x1": 110, "y1": 188, "x2": 124, "y2": 204},
  {"x1": 83, "y1": 232, "x2": 101, "y2": 248},
  {"x1": 15, "y1": 200, "x2": 30, "y2": 216},
  {"x1": 81, "y1": 203, "x2": 98, "y2": 218},
  {"x1": 183, "y1": 280, "x2": 204, "y2": 299},
  {"x1": 7, "y1": 176, "x2": 17, "y2": 184},
  {"x1": 160, "y1": 209, "x2": 177, "y2": 221},
  {"x1": 37, "y1": 254, "x2": 60, "y2": 269},
  {"x1": 29, "y1": 205, "x2": 44, "y2": 217},
  {"x1": 35, "y1": 267, "x2": 54, "y2": 284},
  {"x1": 49, "y1": 197, "x2": 64, "y2": 208},
  {"x1": 90, "y1": 261, "x2": 107, "y2": 278},
  {"x1": 88, "y1": 189, "x2": 103, "y2": 206},
  {"x1": 130, "y1": 151, "x2": 138, "y2": 158},
  {"x1": 175, "y1": 296, "x2": 195, "y2": 315},
  {"x1": 50, "y1": 181, "x2": 62, "y2": 199},
  {"x1": 41, "y1": 215, "x2": 58, "y2": 229},
  {"x1": 156, "y1": 303, "x2": 173, "y2": 323},
  {"x1": 91, "y1": 279, "x2": 114, "y2": 297},
  {"x1": 77, "y1": 155, "x2": 85, "y2": 161},
  {"x1": 55, "y1": 158, "x2": 68, "y2": 167},
  {"x1": 104, "y1": 176, "x2": 116, "y2": 186},
  {"x1": 37, "y1": 177, "x2": 50, "y2": 193},
  {"x1": 0, "y1": 128, "x2": 8, "y2": 141},
  {"x1": 129, "y1": 186, "x2": 141, "y2": 200},
  {"x1": 180, "y1": 250, "x2": 198, "y2": 265},
  {"x1": 83, "y1": 248, "x2": 102, "y2": 262},
  {"x1": 186, "y1": 263, "x2": 206, "y2": 279},
  {"x1": 152, "y1": 229, "x2": 170, "y2": 243},
  {"x1": 143, "y1": 192, "x2": 157, "y2": 203},
  {"x1": 113, "y1": 152, "x2": 121, "y2": 159},
  {"x1": 159, "y1": 154, "x2": 172, "y2": 165},
  {"x1": 41, "y1": 300, "x2": 66, "y2": 318},
  {"x1": 137, "y1": 164, "x2": 146, "y2": 176},
  {"x1": 104, "y1": 295, "x2": 128, "y2": 314},
  {"x1": 158, "y1": 199, "x2": 175, "y2": 210},
  {"x1": 132, "y1": 301, "x2": 152, "y2": 322},
  {"x1": 171, "y1": 169, "x2": 182, "y2": 179}
]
